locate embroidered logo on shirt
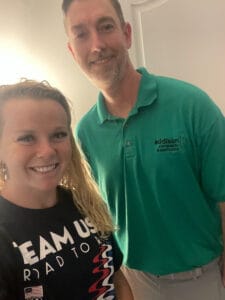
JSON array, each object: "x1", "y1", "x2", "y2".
[
  {"x1": 24, "y1": 285, "x2": 43, "y2": 300},
  {"x1": 155, "y1": 136, "x2": 183, "y2": 153}
]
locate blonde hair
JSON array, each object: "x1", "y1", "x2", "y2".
[
  {"x1": 0, "y1": 79, "x2": 114, "y2": 236},
  {"x1": 61, "y1": 135, "x2": 115, "y2": 236}
]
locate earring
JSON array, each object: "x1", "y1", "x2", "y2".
[{"x1": 0, "y1": 161, "x2": 8, "y2": 181}]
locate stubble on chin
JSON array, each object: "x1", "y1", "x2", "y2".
[{"x1": 90, "y1": 60, "x2": 124, "y2": 89}]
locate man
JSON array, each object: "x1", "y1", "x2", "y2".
[{"x1": 62, "y1": 0, "x2": 225, "y2": 299}]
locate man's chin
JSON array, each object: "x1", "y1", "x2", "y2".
[{"x1": 90, "y1": 72, "x2": 111, "y2": 83}]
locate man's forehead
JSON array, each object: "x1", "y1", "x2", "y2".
[
  {"x1": 66, "y1": 0, "x2": 116, "y2": 17},
  {"x1": 71, "y1": 16, "x2": 116, "y2": 29},
  {"x1": 66, "y1": 2, "x2": 119, "y2": 25}
]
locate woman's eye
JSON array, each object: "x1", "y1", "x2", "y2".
[
  {"x1": 17, "y1": 135, "x2": 34, "y2": 144},
  {"x1": 52, "y1": 131, "x2": 68, "y2": 141}
]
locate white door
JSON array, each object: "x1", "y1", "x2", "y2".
[{"x1": 121, "y1": 0, "x2": 225, "y2": 113}]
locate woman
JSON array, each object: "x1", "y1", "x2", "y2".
[{"x1": 0, "y1": 80, "x2": 133, "y2": 300}]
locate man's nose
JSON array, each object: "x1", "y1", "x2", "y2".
[{"x1": 90, "y1": 31, "x2": 106, "y2": 52}]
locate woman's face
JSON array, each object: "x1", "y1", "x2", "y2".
[{"x1": 0, "y1": 97, "x2": 72, "y2": 205}]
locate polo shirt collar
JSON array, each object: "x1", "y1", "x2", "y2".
[{"x1": 96, "y1": 67, "x2": 157, "y2": 124}]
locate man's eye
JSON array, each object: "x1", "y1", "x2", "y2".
[
  {"x1": 100, "y1": 23, "x2": 114, "y2": 32},
  {"x1": 17, "y1": 135, "x2": 34, "y2": 144},
  {"x1": 75, "y1": 31, "x2": 87, "y2": 39}
]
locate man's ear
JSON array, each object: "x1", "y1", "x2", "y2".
[
  {"x1": 67, "y1": 42, "x2": 76, "y2": 60},
  {"x1": 123, "y1": 22, "x2": 132, "y2": 50}
]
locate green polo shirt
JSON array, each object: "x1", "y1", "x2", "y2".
[{"x1": 76, "y1": 68, "x2": 225, "y2": 275}]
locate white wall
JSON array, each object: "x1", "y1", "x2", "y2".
[
  {"x1": 123, "y1": 0, "x2": 225, "y2": 114},
  {"x1": 0, "y1": 0, "x2": 98, "y2": 124},
  {"x1": 0, "y1": 0, "x2": 224, "y2": 123}
]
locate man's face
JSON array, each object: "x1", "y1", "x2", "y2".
[{"x1": 65, "y1": 0, "x2": 132, "y2": 88}]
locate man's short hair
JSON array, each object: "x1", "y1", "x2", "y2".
[{"x1": 62, "y1": 0, "x2": 125, "y2": 25}]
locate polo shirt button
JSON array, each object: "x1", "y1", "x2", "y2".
[{"x1": 126, "y1": 141, "x2": 131, "y2": 146}]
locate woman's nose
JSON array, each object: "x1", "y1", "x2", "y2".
[{"x1": 35, "y1": 141, "x2": 56, "y2": 159}]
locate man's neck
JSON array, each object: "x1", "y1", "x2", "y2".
[{"x1": 101, "y1": 68, "x2": 141, "y2": 119}]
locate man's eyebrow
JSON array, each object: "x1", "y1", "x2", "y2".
[
  {"x1": 70, "y1": 16, "x2": 116, "y2": 33},
  {"x1": 71, "y1": 24, "x2": 85, "y2": 32},
  {"x1": 96, "y1": 16, "x2": 116, "y2": 25}
]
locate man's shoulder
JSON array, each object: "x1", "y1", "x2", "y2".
[
  {"x1": 156, "y1": 74, "x2": 205, "y2": 95},
  {"x1": 77, "y1": 104, "x2": 98, "y2": 129},
  {"x1": 75, "y1": 103, "x2": 99, "y2": 140},
  {"x1": 141, "y1": 69, "x2": 224, "y2": 124},
  {"x1": 140, "y1": 68, "x2": 212, "y2": 104},
  {"x1": 155, "y1": 74, "x2": 218, "y2": 109}
]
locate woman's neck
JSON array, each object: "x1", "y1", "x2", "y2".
[{"x1": 0, "y1": 185, "x2": 58, "y2": 209}]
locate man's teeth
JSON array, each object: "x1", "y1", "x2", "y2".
[
  {"x1": 33, "y1": 164, "x2": 57, "y2": 173},
  {"x1": 93, "y1": 57, "x2": 111, "y2": 64},
  {"x1": 96, "y1": 58, "x2": 108, "y2": 64}
]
